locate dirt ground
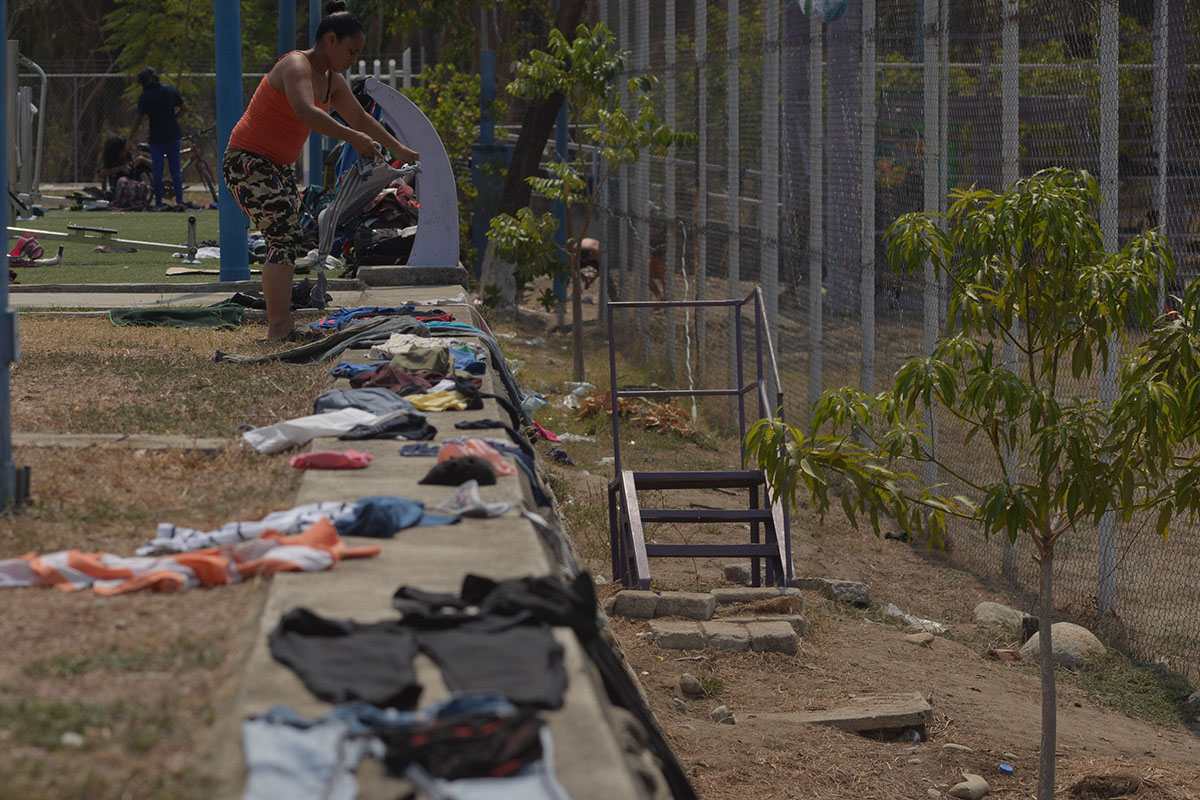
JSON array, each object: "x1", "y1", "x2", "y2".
[
  {"x1": 3, "y1": 306, "x2": 1200, "y2": 798},
  {"x1": 497, "y1": 303, "x2": 1200, "y2": 800}
]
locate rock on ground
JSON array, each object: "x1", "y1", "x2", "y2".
[
  {"x1": 973, "y1": 601, "x2": 1025, "y2": 630},
  {"x1": 948, "y1": 773, "x2": 990, "y2": 799},
  {"x1": 1019, "y1": 622, "x2": 1105, "y2": 669},
  {"x1": 794, "y1": 577, "x2": 871, "y2": 608}
]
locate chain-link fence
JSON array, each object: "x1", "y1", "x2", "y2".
[
  {"x1": 594, "y1": 0, "x2": 1200, "y2": 681},
  {"x1": 12, "y1": 54, "x2": 420, "y2": 188}
]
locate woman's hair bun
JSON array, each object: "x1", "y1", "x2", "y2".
[{"x1": 324, "y1": 0, "x2": 349, "y2": 16}]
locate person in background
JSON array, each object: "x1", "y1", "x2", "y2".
[
  {"x1": 223, "y1": 0, "x2": 418, "y2": 342},
  {"x1": 125, "y1": 66, "x2": 187, "y2": 209},
  {"x1": 98, "y1": 134, "x2": 152, "y2": 194}
]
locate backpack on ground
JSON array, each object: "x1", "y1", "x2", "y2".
[{"x1": 111, "y1": 176, "x2": 152, "y2": 210}]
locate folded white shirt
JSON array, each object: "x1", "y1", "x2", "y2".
[{"x1": 242, "y1": 408, "x2": 379, "y2": 455}]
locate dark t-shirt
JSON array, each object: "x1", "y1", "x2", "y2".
[{"x1": 136, "y1": 84, "x2": 184, "y2": 144}]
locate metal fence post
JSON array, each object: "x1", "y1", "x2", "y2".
[
  {"x1": 72, "y1": 76, "x2": 78, "y2": 183},
  {"x1": 726, "y1": 0, "x2": 740, "y2": 406},
  {"x1": 618, "y1": 0, "x2": 630, "y2": 304},
  {"x1": 762, "y1": 0, "x2": 780, "y2": 405},
  {"x1": 665, "y1": 0, "x2": 678, "y2": 380},
  {"x1": 1153, "y1": 0, "x2": 1168, "y2": 310},
  {"x1": 0, "y1": 11, "x2": 17, "y2": 511},
  {"x1": 598, "y1": 0, "x2": 611, "y2": 326},
  {"x1": 215, "y1": 0, "x2": 249, "y2": 281},
  {"x1": 807, "y1": 10, "x2": 823, "y2": 411},
  {"x1": 307, "y1": 0, "x2": 322, "y2": 187},
  {"x1": 860, "y1": 0, "x2": 876, "y2": 397},
  {"x1": 636, "y1": 0, "x2": 650, "y2": 360},
  {"x1": 1097, "y1": 0, "x2": 1119, "y2": 618},
  {"x1": 278, "y1": 0, "x2": 296, "y2": 56},
  {"x1": 696, "y1": 0, "x2": 708, "y2": 387},
  {"x1": 1000, "y1": 0, "x2": 1020, "y2": 582},
  {"x1": 921, "y1": 0, "x2": 941, "y2": 490}
]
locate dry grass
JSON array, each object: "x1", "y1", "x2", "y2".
[{"x1": 0, "y1": 314, "x2": 323, "y2": 800}]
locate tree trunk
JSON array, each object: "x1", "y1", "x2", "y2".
[
  {"x1": 495, "y1": 0, "x2": 586, "y2": 218},
  {"x1": 1037, "y1": 546, "x2": 1057, "y2": 800},
  {"x1": 479, "y1": 0, "x2": 587, "y2": 315}
]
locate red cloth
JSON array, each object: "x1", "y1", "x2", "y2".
[{"x1": 289, "y1": 450, "x2": 374, "y2": 470}]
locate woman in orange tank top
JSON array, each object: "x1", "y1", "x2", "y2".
[{"x1": 222, "y1": 0, "x2": 418, "y2": 341}]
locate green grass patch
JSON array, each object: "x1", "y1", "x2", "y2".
[
  {"x1": 25, "y1": 638, "x2": 224, "y2": 679},
  {"x1": 0, "y1": 697, "x2": 171, "y2": 752},
  {"x1": 11, "y1": 209, "x2": 226, "y2": 285},
  {"x1": 1057, "y1": 650, "x2": 1195, "y2": 727}
]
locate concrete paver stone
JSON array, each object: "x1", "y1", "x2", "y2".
[
  {"x1": 611, "y1": 590, "x2": 661, "y2": 619},
  {"x1": 649, "y1": 620, "x2": 706, "y2": 650},
  {"x1": 655, "y1": 591, "x2": 716, "y2": 620},
  {"x1": 700, "y1": 621, "x2": 752, "y2": 652}
]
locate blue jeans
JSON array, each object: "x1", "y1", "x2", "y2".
[{"x1": 149, "y1": 139, "x2": 183, "y2": 205}]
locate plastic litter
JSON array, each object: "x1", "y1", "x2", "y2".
[
  {"x1": 524, "y1": 337, "x2": 546, "y2": 346},
  {"x1": 521, "y1": 394, "x2": 547, "y2": 414},
  {"x1": 558, "y1": 433, "x2": 597, "y2": 443},
  {"x1": 883, "y1": 602, "x2": 949, "y2": 635},
  {"x1": 998, "y1": 764, "x2": 1014, "y2": 775}
]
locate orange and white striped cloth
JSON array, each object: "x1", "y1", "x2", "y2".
[
  {"x1": 0, "y1": 518, "x2": 378, "y2": 596},
  {"x1": 437, "y1": 438, "x2": 517, "y2": 476}
]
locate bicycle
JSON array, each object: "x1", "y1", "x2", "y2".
[{"x1": 138, "y1": 126, "x2": 218, "y2": 205}]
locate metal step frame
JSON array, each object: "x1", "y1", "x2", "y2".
[{"x1": 607, "y1": 288, "x2": 794, "y2": 589}]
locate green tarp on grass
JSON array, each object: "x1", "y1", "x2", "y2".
[{"x1": 108, "y1": 305, "x2": 245, "y2": 329}]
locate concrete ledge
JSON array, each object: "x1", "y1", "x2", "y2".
[
  {"x1": 357, "y1": 264, "x2": 470, "y2": 288},
  {"x1": 201, "y1": 294, "x2": 651, "y2": 799},
  {"x1": 12, "y1": 432, "x2": 227, "y2": 454}
]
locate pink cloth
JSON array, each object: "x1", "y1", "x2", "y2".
[
  {"x1": 532, "y1": 420, "x2": 559, "y2": 443},
  {"x1": 289, "y1": 450, "x2": 375, "y2": 470}
]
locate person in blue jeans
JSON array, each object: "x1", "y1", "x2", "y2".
[{"x1": 124, "y1": 66, "x2": 187, "y2": 209}]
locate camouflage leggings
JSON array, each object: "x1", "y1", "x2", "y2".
[{"x1": 221, "y1": 148, "x2": 307, "y2": 265}]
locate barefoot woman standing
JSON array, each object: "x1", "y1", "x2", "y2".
[{"x1": 223, "y1": 0, "x2": 418, "y2": 341}]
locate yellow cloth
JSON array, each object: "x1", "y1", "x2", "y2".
[{"x1": 408, "y1": 391, "x2": 470, "y2": 412}]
